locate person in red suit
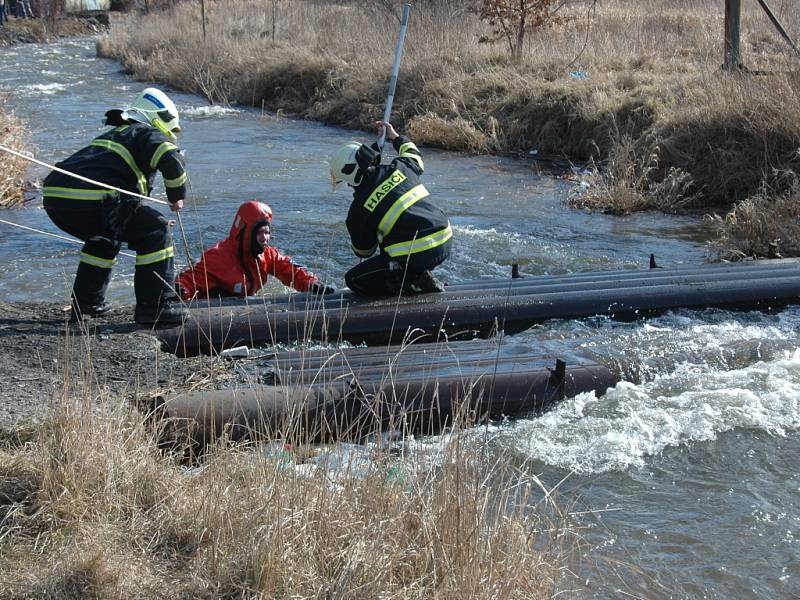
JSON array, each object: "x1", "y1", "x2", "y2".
[{"x1": 177, "y1": 200, "x2": 335, "y2": 300}]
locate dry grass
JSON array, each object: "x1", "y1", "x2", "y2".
[
  {"x1": 0, "y1": 359, "x2": 574, "y2": 598},
  {"x1": 0, "y1": 100, "x2": 29, "y2": 208},
  {"x1": 705, "y1": 174, "x2": 800, "y2": 260},
  {"x1": 97, "y1": 0, "x2": 800, "y2": 254}
]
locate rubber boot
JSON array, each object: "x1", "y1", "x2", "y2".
[
  {"x1": 133, "y1": 255, "x2": 185, "y2": 326},
  {"x1": 71, "y1": 261, "x2": 114, "y2": 321},
  {"x1": 134, "y1": 301, "x2": 185, "y2": 326}
]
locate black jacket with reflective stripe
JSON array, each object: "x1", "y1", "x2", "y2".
[
  {"x1": 43, "y1": 123, "x2": 187, "y2": 207},
  {"x1": 345, "y1": 136, "x2": 449, "y2": 258}
]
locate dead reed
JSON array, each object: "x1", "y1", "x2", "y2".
[
  {"x1": 0, "y1": 101, "x2": 28, "y2": 208},
  {"x1": 705, "y1": 174, "x2": 800, "y2": 260},
  {"x1": 0, "y1": 324, "x2": 575, "y2": 599}
]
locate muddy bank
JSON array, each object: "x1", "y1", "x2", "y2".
[{"x1": 0, "y1": 301, "x2": 236, "y2": 430}]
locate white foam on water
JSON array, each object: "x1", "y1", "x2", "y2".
[
  {"x1": 487, "y1": 348, "x2": 800, "y2": 474},
  {"x1": 406, "y1": 309, "x2": 800, "y2": 474},
  {"x1": 453, "y1": 224, "x2": 527, "y2": 243},
  {"x1": 16, "y1": 82, "x2": 68, "y2": 95},
  {"x1": 183, "y1": 105, "x2": 240, "y2": 117}
]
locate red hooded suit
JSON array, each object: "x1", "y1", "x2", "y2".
[{"x1": 177, "y1": 201, "x2": 318, "y2": 299}]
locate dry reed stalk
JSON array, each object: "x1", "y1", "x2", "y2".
[
  {"x1": 0, "y1": 101, "x2": 29, "y2": 208},
  {"x1": 0, "y1": 341, "x2": 575, "y2": 599}
]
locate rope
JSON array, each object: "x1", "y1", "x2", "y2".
[
  {"x1": 0, "y1": 143, "x2": 194, "y2": 265},
  {"x1": 0, "y1": 143, "x2": 169, "y2": 206},
  {"x1": 0, "y1": 218, "x2": 137, "y2": 258},
  {"x1": 177, "y1": 178, "x2": 200, "y2": 267}
]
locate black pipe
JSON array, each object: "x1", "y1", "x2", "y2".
[
  {"x1": 156, "y1": 362, "x2": 619, "y2": 447},
  {"x1": 160, "y1": 274, "x2": 800, "y2": 356},
  {"x1": 185, "y1": 260, "x2": 800, "y2": 317},
  {"x1": 265, "y1": 337, "x2": 586, "y2": 376},
  {"x1": 270, "y1": 353, "x2": 569, "y2": 386}
]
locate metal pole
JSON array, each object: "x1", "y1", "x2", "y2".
[
  {"x1": 724, "y1": 0, "x2": 742, "y2": 70},
  {"x1": 377, "y1": 2, "x2": 412, "y2": 150}
]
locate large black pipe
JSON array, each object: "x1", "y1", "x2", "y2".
[
  {"x1": 265, "y1": 338, "x2": 587, "y2": 380},
  {"x1": 186, "y1": 260, "x2": 800, "y2": 316},
  {"x1": 160, "y1": 273, "x2": 800, "y2": 356},
  {"x1": 155, "y1": 361, "x2": 618, "y2": 448},
  {"x1": 270, "y1": 353, "x2": 571, "y2": 386}
]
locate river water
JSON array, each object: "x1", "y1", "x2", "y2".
[{"x1": 2, "y1": 39, "x2": 799, "y2": 599}]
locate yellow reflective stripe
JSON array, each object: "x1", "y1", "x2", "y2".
[
  {"x1": 153, "y1": 119, "x2": 177, "y2": 141},
  {"x1": 163, "y1": 172, "x2": 188, "y2": 188},
  {"x1": 398, "y1": 142, "x2": 424, "y2": 171},
  {"x1": 377, "y1": 184, "x2": 429, "y2": 241},
  {"x1": 135, "y1": 246, "x2": 175, "y2": 266},
  {"x1": 364, "y1": 169, "x2": 406, "y2": 212},
  {"x1": 90, "y1": 139, "x2": 148, "y2": 195},
  {"x1": 351, "y1": 243, "x2": 377, "y2": 258},
  {"x1": 79, "y1": 252, "x2": 116, "y2": 268},
  {"x1": 150, "y1": 142, "x2": 178, "y2": 169},
  {"x1": 384, "y1": 224, "x2": 452, "y2": 257},
  {"x1": 43, "y1": 187, "x2": 109, "y2": 201},
  {"x1": 114, "y1": 125, "x2": 129, "y2": 133}
]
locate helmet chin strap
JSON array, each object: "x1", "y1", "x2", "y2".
[{"x1": 152, "y1": 118, "x2": 177, "y2": 141}]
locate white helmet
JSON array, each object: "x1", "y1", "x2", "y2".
[
  {"x1": 330, "y1": 142, "x2": 381, "y2": 186},
  {"x1": 126, "y1": 87, "x2": 181, "y2": 140}
]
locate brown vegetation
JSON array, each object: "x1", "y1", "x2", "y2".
[
  {"x1": 0, "y1": 374, "x2": 573, "y2": 598},
  {"x1": 0, "y1": 100, "x2": 28, "y2": 208},
  {"x1": 705, "y1": 176, "x2": 800, "y2": 260}
]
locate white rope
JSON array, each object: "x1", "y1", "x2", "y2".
[
  {"x1": 0, "y1": 218, "x2": 137, "y2": 258},
  {"x1": 0, "y1": 143, "x2": 169, "y2": 205}
]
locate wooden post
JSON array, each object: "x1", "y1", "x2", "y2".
[
  {"x1": 724, "y1": 0, "x2": 742, "y2": 70},
  {"x1": 200, "y1": 0, "x2": 207, "y2": 41}
]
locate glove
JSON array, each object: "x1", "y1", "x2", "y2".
[{"x1": 309, "y1": 282, "x2": 336, "y2": 295}]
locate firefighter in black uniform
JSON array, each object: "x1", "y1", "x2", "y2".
[
  {"x1": 329, "y1": 121, "x2": 452, "y2": 296},
  {"x1": 43, "y1": 87, "x2": 188, "y2": 325}
]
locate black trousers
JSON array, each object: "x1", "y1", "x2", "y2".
[
  {"x1": 45, "y1": 198, "x2": 176, "y2": 306},
  {"x1": 345, "y1": 239, "x2": 451, "y2": 297}
]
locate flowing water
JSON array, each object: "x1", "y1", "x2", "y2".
[{"x1": 2, "y1": 39, "x2": 799, "y2": 599}]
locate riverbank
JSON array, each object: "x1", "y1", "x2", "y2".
[
  {"x1": 0, "y1": 12, "x2": 108, "y2": 46},
  {"x1": 95, "y1": 0, "x2": 800, "y2": 258},
  {"x1": 0, "y1": 301, "x2": 225, "y2": 428}
]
